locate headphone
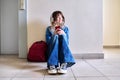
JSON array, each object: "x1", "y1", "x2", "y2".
[
  {"x1": 50, "y1": 12, "x2": 65, "y2": 25},
  {"x1": 50, "y1": 15, "x2": 54, "y2": 23}
]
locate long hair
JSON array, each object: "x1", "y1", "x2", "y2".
[{"x1": 50, "y1": 11, "x2": 65, "y2": 26}]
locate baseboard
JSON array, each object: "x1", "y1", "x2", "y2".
[
  {"x1": 103, "y1": 45, "x2": 120, "y2": 48},
  {"x1": 0, "y1": 53, "x2": 18, "y2": 55},
  {"x1": 73, "y1": 53, "x2": 104, "y2": 59}
]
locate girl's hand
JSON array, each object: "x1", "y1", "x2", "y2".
[{"x1": 56, "y1": 29, "x2": 65, "y2": 35}]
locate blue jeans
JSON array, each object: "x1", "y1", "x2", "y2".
[{"x1": 47, "y1": 34, "x2": 75, "y2": 68}]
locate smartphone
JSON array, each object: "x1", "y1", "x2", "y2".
[{"x1": 55, "y1": 26, "x2": 61, "y2": 30}]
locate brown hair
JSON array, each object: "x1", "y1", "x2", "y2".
[{"x1": 50, "y1": 11, "x2": 65, "y2": 26}]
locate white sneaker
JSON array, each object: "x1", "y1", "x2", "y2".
[
  {"x1": 58, "y1": 68, "x2": 67, "y2": 74},
  {"x1": 58, "y1": 63, "x2": 67, "y2": 74},
  {"x1": 48, "y1": 66, "x2": 57, "y2": 74}
]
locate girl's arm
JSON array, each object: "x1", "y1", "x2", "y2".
[
  {"x1": 45, "y1": 27, "x2": 52, "y2": 44},
  {"x1": 63, "y1": 26, "x2": 69, "y2": 44}
]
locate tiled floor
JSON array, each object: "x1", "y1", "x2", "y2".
[{"x1": 0, "y1": 48, "x2": 120, "y2": 80}]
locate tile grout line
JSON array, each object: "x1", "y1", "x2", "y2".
[
  {"x1": 83, "y1": 59, "x2": 111, "y2": 80},
  {"x1": 43, "y1": 69, "x2": 47, "y2": 80},
  {"x1": 70, "y1": 67, "x2": 77, "y2": 80}
]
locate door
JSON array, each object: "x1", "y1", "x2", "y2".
[{"x1": 1, "y1": 0, "x2": 18, "y2": 54}]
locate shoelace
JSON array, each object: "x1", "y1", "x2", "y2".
[
  {"x1": 49, "y1": 66, "x2": 55, "y2": 70},
  {"x1": 60, "y1": 63, "x2": 67, "y2": 69}
]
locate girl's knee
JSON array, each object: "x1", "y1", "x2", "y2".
[
  {"x1": 59, "y1": 34, "x2": 64, "y2": 38},
  {"x1": 59, "y1": 35, "x2": 66, "y2": 39},
  {"x1": 53, "y1": 35, "x2": 59, "y2": 39}
]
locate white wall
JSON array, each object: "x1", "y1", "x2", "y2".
[
  {"x1": 1, "y1": 0, "x2": 18, "y2": 54},
  {"x1": 27, "y1": 0, "x2": 103, "y2": 57},
  {"x1": 103, "y1": 0, "x2": 120, "y2": 46}
]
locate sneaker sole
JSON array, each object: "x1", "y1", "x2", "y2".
[
  {"x1": 58, "y1": 70, "x2": 67, "y2": 74},
  {"x1": 48, "y1": 70, "x2": 57, "y2": 74}
]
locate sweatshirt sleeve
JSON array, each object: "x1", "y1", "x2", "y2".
[
  {"x1": 45, "y1": 27, "x2": 52, "y2": 44},
  {"x1": 63, "y1": 26, "x2": 69, "y2": 44}
]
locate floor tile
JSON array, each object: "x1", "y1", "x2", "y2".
[
  {"x1": 0, "y1": 78, "x2": 12, "y2": 80},
  {"x1": 76, "y1": 77, "x2": 109, "y2": 80},
  {"x1": 71, "y1": 61, "x2": 103, "y2": 77},
  {"x1": 85, "y1": 59, "x2": 120, "y2": 76},
  {"x1": 108, "y1": 77, "x2": 120, "y2": 80},
  {"x1": 12, "y1": 78, "x2": 44, "y2": 80},
  {"x1": 97, "y1": 68, "x2": 120, "y2": 76},
  {"x1": 15, "y1": 69, "x2": 45, "y2": 78},
  {"x1": 44, "y1": 78, "x2": 75, "y2": 80},
  {"x1": 0, "y1": 69, "x2": 20, "y2": 78}
]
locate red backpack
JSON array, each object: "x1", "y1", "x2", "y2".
[{"x1": 27, "y1": 41, "x2": 47, "y2": 62}]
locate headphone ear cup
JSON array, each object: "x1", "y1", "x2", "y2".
[{"x1": 50, "y1": 16, "x2": 54, "y2": 23}]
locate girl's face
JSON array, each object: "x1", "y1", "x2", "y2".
[{"x1": 56, "y1": 14, "x2": 63, "y2": 24}]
